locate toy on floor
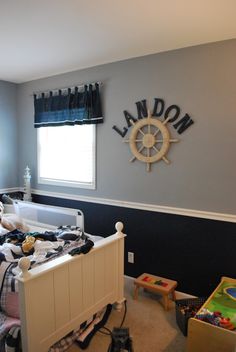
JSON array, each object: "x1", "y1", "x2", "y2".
[
  {"x1": 179, "y1": 302, "x2": 204, "y2": 318},
  {"x1": 0, "y1": 201, "x2": 29, "y2": 233},
  {"x1": 196, "y1": 308, "x2": 235, "y2": 330}
]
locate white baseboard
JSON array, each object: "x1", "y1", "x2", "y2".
[
  {"x1": 175, "y1": 291, "x2": 197, "y2": 299},
  {"x1": 0, "y1": 187, "x2": 19, "y2": 194}
]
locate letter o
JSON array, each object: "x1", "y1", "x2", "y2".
[{"x1": 164, "y1": 105, "x2": 180, "y2": 123}]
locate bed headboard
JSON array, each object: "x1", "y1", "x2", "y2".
[{"x1": 13, "y1": 201, "x2": 84, "y2": 231}]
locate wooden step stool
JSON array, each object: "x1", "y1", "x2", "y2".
[{"x1": 134, "y1": 273, "x2": 177, "y2": 310}]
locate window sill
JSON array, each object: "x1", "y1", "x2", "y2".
[{"x1": 38, "y1": 178, "x2": 96, "y2": 190}]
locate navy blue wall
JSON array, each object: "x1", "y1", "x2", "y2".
[{"x1": 33, "y1": 194, "x2": 236, "y2": 297}]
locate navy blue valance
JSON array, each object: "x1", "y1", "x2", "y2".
[{"x1": 34, "y1": 83, "x2": 103, "y2": 128}]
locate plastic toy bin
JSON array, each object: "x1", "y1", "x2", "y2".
[{"x1": 175, "y1": 297, "x2": 206, "y2": 336}]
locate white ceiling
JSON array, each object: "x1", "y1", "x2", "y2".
[{"x1": 0, "y1": 0, "x2": 235, "y2": 84}]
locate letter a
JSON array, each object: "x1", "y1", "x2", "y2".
[{"x1": 123, "y1": 110, "x2": 137, "y2": 127}]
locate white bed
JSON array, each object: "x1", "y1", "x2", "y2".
[{"x1": 3, "y1": 201, "x2": 126, "y2": 352}]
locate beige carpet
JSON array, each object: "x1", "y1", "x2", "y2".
[{"x1": 68, "y1": 277, "x2": 187, "y2": 352}]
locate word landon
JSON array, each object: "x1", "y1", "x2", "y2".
[{"x1": 113, "y1": 98, "x2": 194, "y2": 137}]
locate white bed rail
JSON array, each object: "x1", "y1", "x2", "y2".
[
  {"x1": 17, "y1": 222, "x2": 125, "y2": 352},
  {"x1": 13, "y1": 201, "x2": 84, "y2": 231}
]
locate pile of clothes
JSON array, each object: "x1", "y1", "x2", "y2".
[{"x1": 0, "y1": 225, "x2": 89, "y2": 267}]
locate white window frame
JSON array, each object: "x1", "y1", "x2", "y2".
[{"x1": 37, "y1": 125, "x2": 96, "y2": 190}]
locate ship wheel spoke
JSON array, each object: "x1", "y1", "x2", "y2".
[
  {"x1": 124, "y1": 138, "x2": 146, "y2": 143},
  {"x1": 146, "y1": 147, "x2": 151, "y2": 172},
  {"x1": 155, "y1": 138, "x2": 179, "y2": 143},
  {"x1": 153, "y1": 127, "x2": 161, "y2": 137},
  {"x1": 130, "y1": 120, "x2": 145, "y2": 136},
  {"x1": 130, "y1": 145, "x2": 145, "y2": 162},
  {"x1": 152, "y1": 145, "x2": 170, "y2": 164},
  {"x1": 138, "y1": 127, "x2": 145, "y2": 136},
  {"x1": 163, "y1": 116, "x2": 172, "y2": 125}
]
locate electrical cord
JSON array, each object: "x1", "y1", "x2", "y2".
[{"x1": 99, "y1": 326, "x2": 112, "y2": 336}]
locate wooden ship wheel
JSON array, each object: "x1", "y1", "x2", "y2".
[{"x1": 124, "y1": 112, "x2": 179, "y2": 172}]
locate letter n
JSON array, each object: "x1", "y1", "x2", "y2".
[
  {"x1": 135, "y1": 100, "x2": 148, "y2": 119},
  {"x1": 173, "y1": 113, "x2": 194, "y2": 134}
]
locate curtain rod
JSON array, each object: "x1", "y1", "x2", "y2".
[{"x1": 31, "y1": 81, "x2": 102, "y2": 96}]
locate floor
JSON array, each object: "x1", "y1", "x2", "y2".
[{"x1": 67, "y1": 277, "x2": 187, "y2": 352}]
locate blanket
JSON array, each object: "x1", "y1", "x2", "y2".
[
  {"x1": 0, "y1": 262, "x2": 20, "y2": 352},
  {"x1": 0, "y1": 262, "x2": 18, "y2": 319}
]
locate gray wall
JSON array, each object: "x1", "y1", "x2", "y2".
[
  {"x1": 0, "y1": 81, "x2": 18, "y2": 188},
  {"x1": 16, "y1": 39, "x2": 236, "y2": 214}
]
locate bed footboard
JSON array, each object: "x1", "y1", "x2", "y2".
[{"x1": 17, "y1": 222, "x2": 125, "y2": 352}]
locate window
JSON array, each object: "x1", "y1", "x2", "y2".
[{"x1": 37, "y1": 124, "x2": 96, "y2": 189}]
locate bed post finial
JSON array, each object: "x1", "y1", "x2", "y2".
[
  {"x1": 115, "y1": 222, "x2": 124, "y2": 236},
  {"x1": 18, "y1": 257, "x2": 31, "y2": 278}
]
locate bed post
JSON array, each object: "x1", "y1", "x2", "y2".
[
  {"x1": 18, "y1": 257, "x2": 31, "y2": 278},
  {"x1": 114, "y1": 222, "x2": 126, "y2": 311}
]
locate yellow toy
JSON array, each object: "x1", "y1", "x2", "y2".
[{"x1": 22, "y1": 235, "x2": 36, "y2": 253}]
